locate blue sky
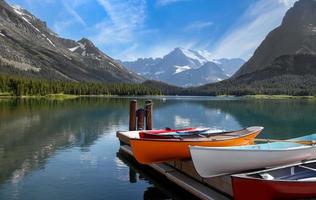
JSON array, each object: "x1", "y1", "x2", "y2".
[{"x1": 7, "y1": 0, "x2": 297, "y2": 61}]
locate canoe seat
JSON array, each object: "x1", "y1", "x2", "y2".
[
  {"x1": 298, "y1": 177, "x2": 316, "y2": 181},
  {"x1": 279, "y1": 170, "x2": 316, "y2": 180}
]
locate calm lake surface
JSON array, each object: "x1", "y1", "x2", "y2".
[{"x1": 1, "y1": 96, "x2": 316, "y2": 200}]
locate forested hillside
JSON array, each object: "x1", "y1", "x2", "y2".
[{"x1": 0, "y1": 75, "x2": 161, "y2": 96}]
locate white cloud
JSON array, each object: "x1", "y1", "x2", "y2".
[
  {"x1": 184, "y1": 21, "x2": 213, "y2": 32},
  {"x1": 278, "y1": 0, "x2": 297, "y2": 8},
  {"x1": 119, "y1": 39, "x2": 198, "y2": 61},
  {"x1": 156, "y1": 0, "x2": 189, "y2": 7},
  {"x1": 212, "y1": 0, "x2": 298, "y2": 59},
  {"x1": 93, "y1": 0, "x2": 146, "y2": 44},
  {"x1": 63, "y1": 1, "x2": 86, "y2": 27},
  {"x1": 50, "y1": 0, "x2": 89, "y2": 35}
]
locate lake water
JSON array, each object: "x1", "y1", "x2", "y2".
[{"x1": 1, "y1": 97, "x2": 316, "y2": 200}]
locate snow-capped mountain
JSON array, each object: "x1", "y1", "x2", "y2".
[{"x1": 122, "y1": 48, "x2": 245, "y2": 87}]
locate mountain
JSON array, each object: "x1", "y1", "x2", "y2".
[
  {"x1": 234, "y1": 0, "x2": 316, "y2": 79},
  {"x1": 194, "y1": 0, "x2": 316, "y2": 96},
  {"x1": 122, "y1": 48, "x2": 244, "y2": 87},
  {"x1": 122, "y1": 57, "x2": 163, "y2": 77},
  {"x1": 0, "y1": 1, "x2": 143, "y2": 83}
]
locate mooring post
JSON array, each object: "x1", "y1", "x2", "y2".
[
  {"x1": 129, "y1": 167, "x2": 137, "y2": 183},
  {"x1": 145, "y1": 100, "x2": 153, "y2": 130},
  {"x1": 129, "y1": 100, "x2": 137, "y2": 131},
  {"x1": 136, "y1": 108, "x2": 145, "y2": 130}
]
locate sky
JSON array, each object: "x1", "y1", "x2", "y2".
[{"x1": 7, "y1": 0, "x2": 298, "y2": 61}]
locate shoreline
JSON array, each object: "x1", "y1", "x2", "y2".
[
  {"x1": 241, "y1": 95, "x2": 316, "y2": 100},
  {"x1": 0, "y1": 93, "x2": 316, "y2": 100}
]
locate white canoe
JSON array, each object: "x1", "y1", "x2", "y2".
[{"x1": 190, "y1": 142, "x2": 316, "y2": 178}]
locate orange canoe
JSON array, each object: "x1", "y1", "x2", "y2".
[{"x1": 130, "y1": 126, "x2": 263, "y2": 164}]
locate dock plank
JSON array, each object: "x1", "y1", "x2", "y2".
[
  {"x1": 119, "y1": 144, "x2": 231, "y2": 200},
  {"x1": 166, "y1": 171, "x2": 230, "y2": 200}
]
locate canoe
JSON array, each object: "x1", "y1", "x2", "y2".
[
  {"x1": 139, "y1": 127, "x2": 196, "y2": 135},
  {"x1": 289, "y1": 133, "x2": 316, "y2": 143},
  {"x1": 190, "y1": 141, "x2": 316, "y2": 178},
  {"x1": 130, "y1": 126, "x2": 263, "y2": 164},
  {"x1": 139, "y1": 127, "x2": 211, "y2": 139},
  {"x1": 232, "y1": 160, "x2": 316, "y2": 200}
]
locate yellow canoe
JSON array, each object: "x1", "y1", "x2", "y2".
[{"x1": 130, "y1": 126, "x2": 263, "y2": 164}]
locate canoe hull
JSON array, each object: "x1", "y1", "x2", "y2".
[
  {"x1": 130, "y1": 128, "x2": 261, "y2": 164},
  {"x1": 190, "y1": 145, "x2": 316, "y2": 178},
  {"x1": 232, "y1": 176, "x2": 316, "y2": 200}
]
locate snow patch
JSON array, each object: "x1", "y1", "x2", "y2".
[
  {"x1": 12, "y1": 5, "x2": 35, "y2": 20},
  {"x1": 21, "y1": 16, "x2": 40, "y2": 32},
  {"x1": 12, "y1": 5, "x2": 26, "y2": 16},
  {"x1": 181, "y1": 48, "x2": 221, "y2": 64},
  {"x1": 174, "y1": 65, "x2": 191, "y2": 74},
  {"x1": 179, "y1": 48, "x2": 208, "y2": 64},
  {"x1": 0, "y1": 32, "x2": 5, "y2": 37},
  {"x1": 46, "y1": 38, "x2": 55, "y2": 47},
  {"x1": 41, "y1": 33, "x2": 55, "y2": 47},
  {"x1": 78, "y1": 42, "x2": 86, "y2": 49},
  {"x1": 155, "y1": 71, "x2": 164, "y2": 75},
  {"x1": 69, "y1": 46, "x2": 80, "y2": 52},
  {"x1": 12, "y1": 6, "x2": 39, "y2": 32},
  {"x1": 197, "y1": 50, "x2": 213, "y2": 60}
]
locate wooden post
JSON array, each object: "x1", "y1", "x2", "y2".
[
  {"x1": 129, "y1": 100, "x2": 137, "y2": 131},
  {"x1": 145, "y1": 100, "x2": 153, "y2": 130},
  {"x1": 129, "y1": 167, "x2": 137, "y2": 183},
  {"x1": 136, "y1": 108, "x2": 145, "y2": 130}
]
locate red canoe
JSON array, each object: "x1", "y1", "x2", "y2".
[
  {"x1": 139, "y1": 127, "x2": 195, "y2": 135},
  {"x1": 139, "y1": 127, "x2": 209, "y2": 138},
  {"x1": 232, "y1": 160, "x2": 316, "y2": 200}
]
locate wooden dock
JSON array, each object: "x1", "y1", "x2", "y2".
[{"x1": 117, "y1": 130, "x2": 233, "y2": 200}]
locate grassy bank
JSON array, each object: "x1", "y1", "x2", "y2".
[
  {"x1": 2, "y1": 93, "x2": 315, "y2": 101},
  {"x1": 0, "y1": 93, "x2": 79, "y2": 100},
  {"x1": 242, "y1": 95, "x2": 316, "y2": 100}
]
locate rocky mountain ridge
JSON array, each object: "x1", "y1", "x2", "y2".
[
  {"x1": 234, "y1": 0, "x2": 316, "y2": 79},
  {"x1": 196, "y1": 0, "x2": 316, "y2": 96},
  {"x1": 0, "y1": 0, "x2": 143, "y2": 83}
]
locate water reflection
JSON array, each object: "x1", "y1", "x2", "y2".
[
  {"x1": 0, "y1": 98, "x2": 130, "y2": 185},
  {"x1": 116, "y1": 151, "x2": 198, "y2": 200},
  {"x1": 0, "y1": 97, "x2": 316, "y2": 199},
  {"x1": 152, "y1": 98, "x2": 316, "y2": 138}
]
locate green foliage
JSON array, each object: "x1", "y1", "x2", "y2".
[
  {"x1": 0, "y1": 75, "x2": 162, "y2": 96},
  {"x1": 142, "y1": 80, "x2": 183, "y2": 95},
  {"x1": 1, "y1": 74, "x2": 315, "y2": 97},
  {"x1": 183, "y1": 75, "x2": 316, "y2": 96}
]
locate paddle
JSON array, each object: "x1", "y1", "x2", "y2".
[
  {"x1": 166, "y1": 128, "x2": 244, "y2": 139},
  {"x1": 254, "y1": 138, "x2": 316, "y2": 146}
]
